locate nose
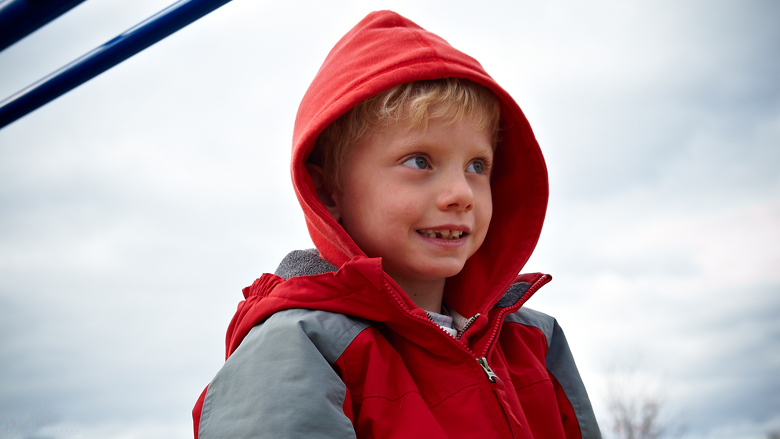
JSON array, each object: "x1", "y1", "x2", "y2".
[{"x1": 437, "y1": 169, "x2": 474, "y2": 212}]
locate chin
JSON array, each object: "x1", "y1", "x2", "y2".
[{"x1": 417, "y1": 261, "x2": 467, "y2": 281}]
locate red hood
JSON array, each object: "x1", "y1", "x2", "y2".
[
  {"x1": 291, "y1": 11, "x2": 548, "y2": 318},
  {"x1": 223, "y1": 12, "x2": 549, "y2": 358}
]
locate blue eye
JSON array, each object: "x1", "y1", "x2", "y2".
[
  {"x1": 403, "y1": 156, "x2": 430, "y2": 169},
  {"x1": 466, "y1": 160, "x2": 484, "y2": 174}
]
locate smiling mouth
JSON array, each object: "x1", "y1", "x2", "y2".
[{"x1": 417, "y1": 229, "x2": 467, "y2": 239}]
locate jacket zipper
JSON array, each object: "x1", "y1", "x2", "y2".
[
  {"x1": 394, "y1": 287, "x2": 475, "y2": 360},
  {"x1": 473, "y1": 274, "x2": 552, "y2": 438},
  {"x1": 457, "y1": 314, "x2": 479, "y2": 340},
  {"x1": 425, "y1": 313, "x2": 497, "y2": 384},
  {"x1": 425, "y1": 312, "x2": 480, "y2": 341},
  {"x1": 395, "y1": 273, "x2": 550, "y2": 357},
  {"x1": 422, "y1": 310, "x2": 512, "y2": 436},
  {"x1": 389, "y1": 274, "x2": 551, "y2": 379},
  {"x1": 386, "y1": 276, "x2": 549, "y2": 438}
]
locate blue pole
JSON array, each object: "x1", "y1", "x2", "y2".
[
  {"x1": 0, "y1": 0, "x2": 234, "y2": 130},
  {"x1": 0, "y1": 0, "x2": 88, "y2": 53}
]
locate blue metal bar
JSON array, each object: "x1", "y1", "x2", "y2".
[
  {"x1": 0, "y1": 0, "x2": 234, "y2": 130},
  {"x1": 0, "y1": 0, "x2": 87, "y2": 53}
]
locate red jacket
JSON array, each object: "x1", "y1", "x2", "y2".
[{"x1": 194, "y1": 11, "x2": 600, "y2": 439}]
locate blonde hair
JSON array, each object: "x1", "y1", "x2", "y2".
[{"x1": 309, "y1": 78, "x2": 501, "y2": 192}]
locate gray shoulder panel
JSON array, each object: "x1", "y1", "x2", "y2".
[
  {"x1": 198, "y1": 309, "x2": 370, "y2": 439},
  {"x1": 546, "y1": 320, "x2": 602, "y2": 439},
  {"x1": 503, "y1": 306, "x2": 555, "y2": 348}
]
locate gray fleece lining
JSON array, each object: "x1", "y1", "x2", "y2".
[
  {"x1": 493, "y1": 282, "x2": 531, "y2": 309},
  {"x1": 274, "y1": 249, "x2": 338, "y2": 280}
]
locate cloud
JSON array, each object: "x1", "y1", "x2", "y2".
[{"x1": 1, "y1": 1, "x2": 778, "y2": 438}]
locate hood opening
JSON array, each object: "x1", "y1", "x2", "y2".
[{"x1": 291, "y1": 11, "x2": 548, "y2": 317}]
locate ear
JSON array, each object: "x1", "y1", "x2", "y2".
[{"x1": 305, "y1": 163, "x2": 341, "y2": 221}]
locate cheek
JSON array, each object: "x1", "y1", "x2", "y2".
[
  {"x1": 479, "y1": 186, "x2": 493, "y2": 223},
  {"x1": 342, "y1": 191, "x2": 404, "y2": 244},
  {"x1": 476, "y1": 187, "x2": 493, "y2": 243},
  {"x1": 380, "y1": 184, "x2": 425, "y2": 223},
  {"x1": 485, "y1": 198, "x2": 493, "y2": 225}
]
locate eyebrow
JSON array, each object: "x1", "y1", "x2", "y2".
[{"x1": 391, "y1": 135, "x2": 494, "y2": 154}]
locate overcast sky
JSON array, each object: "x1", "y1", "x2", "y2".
[{"x1": 0, "y1": 1, "x2": 778, "y2": 438}]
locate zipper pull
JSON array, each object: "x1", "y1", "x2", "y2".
[{"x1": 477, "y1": 357, "x2": 497, "y2": 382}]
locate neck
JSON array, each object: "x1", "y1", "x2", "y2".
[{"x1": 390, "y1": 275, "x2": 445, "y2": 314}]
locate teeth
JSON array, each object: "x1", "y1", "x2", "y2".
[{"x1": 418, "y1": 229, "x2": 465, "y2": 239}]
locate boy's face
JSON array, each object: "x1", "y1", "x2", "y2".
[{"x1": 328, "y1": 115, "x2": 493, "y2": 289}]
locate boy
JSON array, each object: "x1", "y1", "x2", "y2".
[{"x1": 194, "y1": 11, "x2": 601, "y2": 439}]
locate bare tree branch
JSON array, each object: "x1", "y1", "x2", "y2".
[{"x1": 604, "y1": 363, "x2": 685, "y2": 439}]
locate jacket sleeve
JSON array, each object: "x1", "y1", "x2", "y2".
[
  {"x1": 195, "y1": 309, "x2": 369, "y2": 439},
  {"x1": 505, "y1": 308, "x2": 602, "y2": 439}
]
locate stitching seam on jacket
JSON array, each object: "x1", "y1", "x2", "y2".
[
  {"x1": 404, "y1": 24, "x2": 440, "y2": 64},
  {"x1": 503, "y1": 320, "x2": 552, "y2": 352},
  {"x1": 271, "y1": 284, "x2": 363, "y2": 303},
  {"x1": 355, "y1": 390, "x2": 422, "y2": 407},
  {"x1": 198, "y1": 385, "x2": 214, "y2": 438},
  {"x1": 514, "y1": 376, "x2": 551, "y2": 391},
  {"x1": 329, "y1": 320, "x2": 370, "y2": 363},
  {"x1": 427, "y1": 383, "x2": 481, "y2": 409}
]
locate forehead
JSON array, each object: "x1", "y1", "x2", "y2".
[{"x1": 352, "y1": 116, "x2": 494, "y2": 162}]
